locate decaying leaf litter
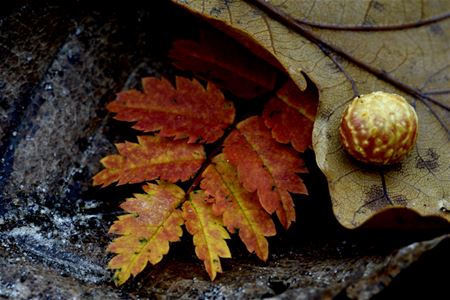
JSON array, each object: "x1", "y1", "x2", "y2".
[
  {"x1": 0, "y1": 1, "x2": 448, "y2": 298},
  {"x1": 93, "y1": 0, "x2": 450, "y2": 285},
  {"x1": 172, "y1": 0, "x2": 450, "y2": 228}
]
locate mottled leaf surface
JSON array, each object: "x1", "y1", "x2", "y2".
[
  {"x1": 108, "y1": 182, "x2": 185, "y2": 286},
  {"x1": 92, "y1": 136, "x2": 205, "y2": 186},
  {"x1": 107, "y1": 76, "x2": 235, "y2": 143},
  {"x1": 182, "y1": 191, "x2": 231, "y2": 280},
  {"x1": 201, "y1": 154, "x2": 276, "y2": 261},
  {"x1": 170, "y1": 29, "x2": 278, "y2": 99},
  {"x1": 223, "y1": 116, "x2": 308, "y2": 229},
  {"x1": 173, "y1": 0, "x2": 450, "y2": 228},
  {"x1": 263, "y1": 80, "x2": 318, "y2": 152}
]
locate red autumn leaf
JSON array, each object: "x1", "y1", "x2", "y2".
[
  {"x1": 201, "y1": 154, "x2": 276, "y2": 261},
  {"x1": 182, "y1": 191, "x2": 231, "y2": 280},
  {"x1": 107, "y1": 76, "x2": 235, "y2": 143},
  {"x1": 107, "y1": 182, "x2": 185, "y2": 286},
  {"x1": 262, "y1": 80, "x2": 318, "y2": 152},
  {"x1": 169, "y1": 29, "x2": 278, "y2": 99},
  {"x1": 92, "y1": 136, "x2": 205, "y2": 187},
  {"x1": 95, "y1": 72, "x2": 314, "y2": 282},
  {"x1": 223, "y1": 116, "x2": 308, "y2": 229}
]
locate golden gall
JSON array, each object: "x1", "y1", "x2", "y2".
[{"x1": 339, "y1": 91, "x2": 418, "y2": 165}]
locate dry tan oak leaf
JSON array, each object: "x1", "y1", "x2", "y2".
[{"x1": 172, "y1": 0, "x2": 450, "y2": 228}]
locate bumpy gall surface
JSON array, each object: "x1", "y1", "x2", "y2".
[{"x1": 339, "y1": 91, "x2": 418, "y2": 165}]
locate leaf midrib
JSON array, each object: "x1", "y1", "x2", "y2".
[
  {"x1": 213, "y1": 165, "x2": 265, "y2": 256},
  {"x1": 122, "y1": 204, "x2": 181, "y2": 280}
]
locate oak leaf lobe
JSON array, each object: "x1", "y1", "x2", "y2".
[{"x1": 172, "y1": 0, "x2": 450, "y2": 228}]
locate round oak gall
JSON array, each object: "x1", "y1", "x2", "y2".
[{"x1": 339, "y1": 91, "x2": 418, "y2": 165}]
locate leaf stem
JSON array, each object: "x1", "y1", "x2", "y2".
[
  {"x1": 186, "y1": 123, "x2": 237, "y2": 195},
  {"x1": 319, "y1": 45, "x2": 359, "y2": 97},
  {"x1": 186, "y1": 144, "x2": 223, "y2": 195}
]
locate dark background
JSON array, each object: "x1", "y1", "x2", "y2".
[{"x1": 0, "y1": 1, "x2": 448, "y2": 299}]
